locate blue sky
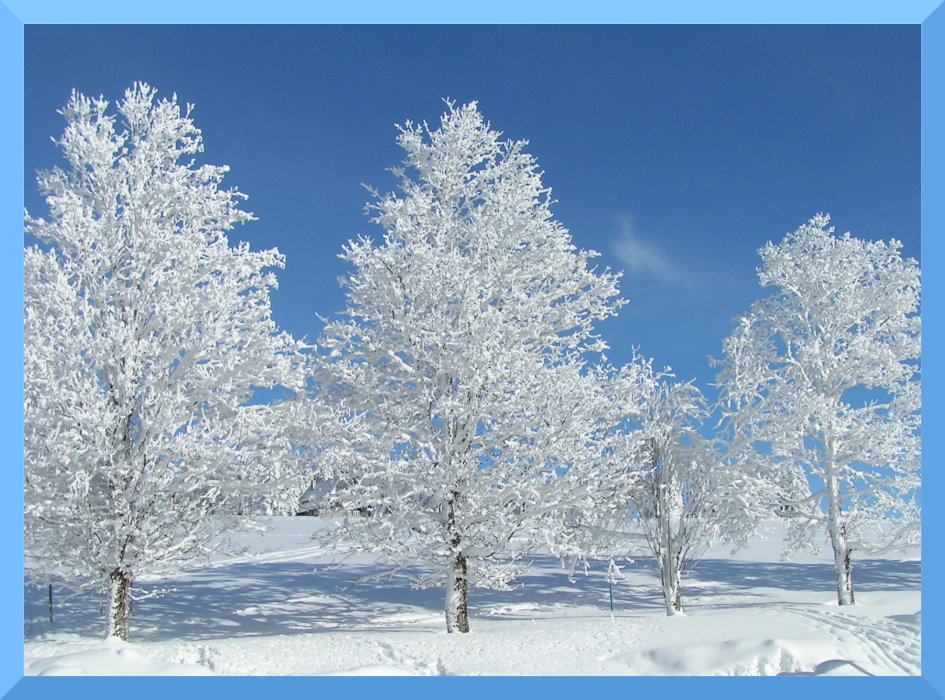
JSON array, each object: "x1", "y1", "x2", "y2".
[
  {"x1": 24, "y1": 24, "x2": 920, "y2": 391},
  {"x1": 9, "y1": 6, "x2": 944, "y2": 698}
]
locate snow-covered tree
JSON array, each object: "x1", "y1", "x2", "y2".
[
  {"x1": 555, "y1": 360, "x2": 758, "y2": 616},
  {"x1": 314, "y1": 101, "x2": 625, "y2": 633},
  {"x1": 715, "y1": 214, "x2": 921, "y2": 605},
  {"x1": 24, "y1": 84, "x2": 303, "y2": 640},
  {"x1": 628, "y1": 377, "x2": 766, "y2": 615},
  {"x1": 630, "y1": 380, "x2": 726, "y2": 616}
]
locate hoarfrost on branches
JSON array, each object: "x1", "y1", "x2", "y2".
[
  {"x1": 312, "y1": 101, "x2": 627, "y2": 633},
  {"x1": 629, "y1": 377, "x2": 760, "y2": 616},
  {"x1": 714, "y1": 214, "x2": 921, "y2": 605},
  {"x1": 24, "y1": 84, "x2": 304, "y2": 640},
  {"x1": 555, "y1": 359, "x2": 758, "y2": 616}
]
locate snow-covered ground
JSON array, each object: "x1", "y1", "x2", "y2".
[{"x1": 24, "y1": 517, "x2": 920, "y2": 676}]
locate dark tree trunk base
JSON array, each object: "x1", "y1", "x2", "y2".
[{"x1": 107, "y1": 569, "x2": 133, "y2": 641}]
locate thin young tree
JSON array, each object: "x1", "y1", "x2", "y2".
[
  {"x1": 315, "y1": 101, "x2": 625, "y2": 633},
  {"x1": 24, "y1": 84, "x2": 302, "y2": 640},
  {"x1": 630, "y1": 379, "x2": 731, "y2": 616},
  {"x1": 715, "y1": 214, "x2": 921, "y2": 605},
  {"x1": 631, "y1": 382, "x2": 713, "y2": 615},
  {"x1": 554, "y1": 361, "x2": 757, "y2": 617}
]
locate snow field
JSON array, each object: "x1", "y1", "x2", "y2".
[{"x1": 24, "y1": 517, "x2": 920, "y2": 676}]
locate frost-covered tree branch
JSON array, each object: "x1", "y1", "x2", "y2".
[
  {"x1": 714, "y1": 214, "x2": 920, "y2": 605},
  {"x1": 24, "y1": 84, "x2": 306, "y2": 640},
  {"x1": 304, "y1": 101, "x2": 629, "y2": 633}
]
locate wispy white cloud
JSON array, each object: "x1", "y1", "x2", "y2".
[{"x1": 610, "y1": 214, "x2": 688, "y2": 286}]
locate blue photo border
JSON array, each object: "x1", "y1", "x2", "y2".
[{"x1": 3, "y1": 1, "x2": 942, "y2": 698}]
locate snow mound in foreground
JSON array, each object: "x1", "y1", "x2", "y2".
[
  {"x1": 27, "y1": 644, "x2": 216, "y2": 676},
  {"x1": 619, "y1": 637, "x2": 847, "y2": 676},
  {"x1": 318, "y1": 664, "x2": 421, "y2": 676}
]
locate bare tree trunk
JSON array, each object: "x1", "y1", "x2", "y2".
[
  {"x1": 654, "y1": 438, "x2": 683, "y2": 616},
  {"x1": 445, "y1": 490, "x2": 470, "y2": 633},
  {"x1": 446, "y1": 550, "x2": 470, "y2": 633},
  {"x1": 660, "y1": 546, "x2": 684, "y2": 615},
  {"x1": 106, "y1": 568, "x2": 133, "y2": 641},
  {"x1": 48, "y1": 583, "x2": 54, "y2": 624},
  {"x1": 829, "y1": 520, "x2": 855, "y2": 605},
  {"x1": 841, "y1": 541, "x2": 854, "y2": 604},
  {"x1": 825, "y1": 445, "x2": 855, "y2": 605}
]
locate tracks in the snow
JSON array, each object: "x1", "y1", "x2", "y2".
[{"x1": 785, "y1": 607, "x2": 920, "y2": 675}]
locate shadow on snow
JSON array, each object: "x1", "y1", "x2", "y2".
[{"x1": 24, "y1": 554, "x2": 919, "y2": 643}]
